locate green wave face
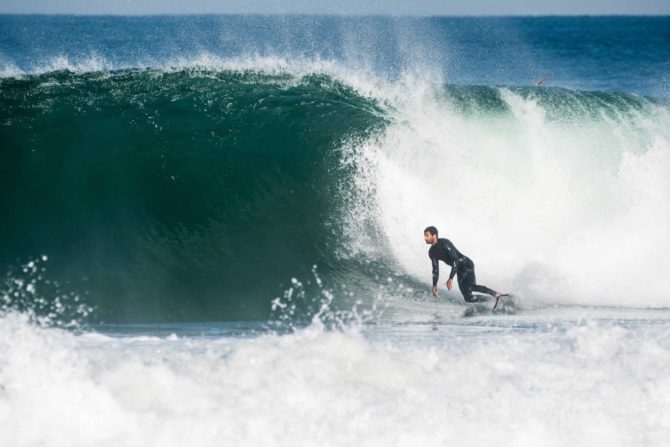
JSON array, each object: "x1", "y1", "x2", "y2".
[
  {"x1": 2, "y1": 67, "x2": 669, "y2": 322},
  {"x1": 0, "y1": 69, "x2": 386, "y2": 322}
]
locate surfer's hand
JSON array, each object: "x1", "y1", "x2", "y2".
[
  {"x1": 446, "y1": 278, "x2": 453, "y2": 290},
  {"x1": 432, "y1": 286, "x2": 438, "y2": 296}
]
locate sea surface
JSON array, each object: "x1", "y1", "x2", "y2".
[{"x1": 1, "y1": 15, "x2": 669, "y2": 446}]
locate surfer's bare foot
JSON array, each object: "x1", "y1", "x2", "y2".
[{"x1": 493, "y1": 293, "x2": 508, "y2": 310}]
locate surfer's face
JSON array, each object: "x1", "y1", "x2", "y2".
[{"x1": 424, "y1": 231, "x2": 437, "y2": 245}]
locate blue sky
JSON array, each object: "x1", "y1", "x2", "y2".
[{"x1": 1, "y1": 0, "x2": 669, "y2": 15}]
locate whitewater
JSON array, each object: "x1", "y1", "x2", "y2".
[{"x1": 1, "y1": 15, "x2": 670, "y2": 446}]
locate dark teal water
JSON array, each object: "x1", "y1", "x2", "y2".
[{"x1": 0, "y1": 69, "x2": 393, "y2": 322}]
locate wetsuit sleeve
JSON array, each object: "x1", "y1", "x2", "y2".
[
  {"x1": 448, "y1": 264, "x2": 457, "y2": 280},
  {"x1": 445, "y1": 239, "x2": 459, "y2": 280},
  {"x1": 430, "y1": 255, "x2": 439, "y2": 287}
]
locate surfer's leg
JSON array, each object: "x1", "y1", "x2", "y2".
[
  {"x1": 458, "y1": 281, "x2": 476, "y2": 303},
  {"x1": 457, "y1": 262, "x2": 481, "y2": 303},
  {"x1": 460, "y1": 259, "x2": 498, "y2": 301},
  {"x1": 467, "y1": 260, "x2": 498, "y2": 297},
  {"x1": 471, "y1": 284, "x2": 498, "y2": 297}
]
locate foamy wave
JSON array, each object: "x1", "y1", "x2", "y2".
[
  {"x1": 0, "y1": 54, "x2": 118, "y2": 78},
  {"x1": 0, "y1": 61, "x2": 24, "y2": 78},
  {"x1": 341, "y1": 82, "x2": 670, "y2": 307},
  {"x1": 1, "y1": 314, "x2": 669, "y2": 446}
]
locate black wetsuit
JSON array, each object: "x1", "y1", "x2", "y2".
[{"x1": 428, "y1": 238, "x2": 498, "y2": 303}]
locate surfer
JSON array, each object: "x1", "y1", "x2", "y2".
[
  {"x1": 424, "y1": 226, "x2": 508, "y2": 307},
  {"x1": 534, "y1": 76, "x2": 549, "y2": 86}
]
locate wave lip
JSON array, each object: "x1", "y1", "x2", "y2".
[{"x1": 2, "y1": 15, "x2": 669, "y2": 97}]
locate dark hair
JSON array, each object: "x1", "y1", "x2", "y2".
[{"x1": 424, "y1": 226, "x2": 438, "y2": 236}]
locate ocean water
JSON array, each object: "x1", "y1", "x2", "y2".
[{"x1": 1, "y1": 15, "x2": 670, "y2": 446}]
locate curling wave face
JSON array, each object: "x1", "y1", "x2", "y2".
[
  {"x1": 0, "y1": 66, "x2": 388, "y2": 321},
  {"x1": 1, "y1": 59, "x2": 670, "y2": 322}
]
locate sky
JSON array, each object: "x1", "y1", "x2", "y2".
[{"x1": 1, "y1": 0, "x2": 669, "y2": 15}]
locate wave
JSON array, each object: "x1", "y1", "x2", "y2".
[
  {"x1": 1, "y1": 60, "x2": 669, "y2": 322},
  {"x1": 1, "y1": 311, "x2": 670, "y2": 446},
  {"x1": 0, "y1": 65, "x2": 392, "y2": 322},
  {"x1": 347, "y1": 81, "x2": 670, "y2": 309}
]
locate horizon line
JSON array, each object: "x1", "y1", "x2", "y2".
[{"x1": 1, "y1": 12, "x2": 669, "y2": 18}]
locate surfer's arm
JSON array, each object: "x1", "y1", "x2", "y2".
[
  {"x1": 444, "y1": 239, "x2": 459, "y2": 280},
  {"x1": 431, "y1": 256, "x2": 439, "y2": 287}
]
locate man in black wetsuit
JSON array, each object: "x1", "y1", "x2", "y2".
[{"x1": 424, "y1": 226, "x2": 508, "y2": 306}]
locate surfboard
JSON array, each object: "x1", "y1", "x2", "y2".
[
  {"x1": 462, "y1": 294, "x2": 516, "y2": 317},
  {"x1": 493, "y1": 294, "x2": 516, "y2": 314}
]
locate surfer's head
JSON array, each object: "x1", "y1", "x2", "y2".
[{"x1": 423, "y1": 226, "x2": 438, "y2": 245}]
